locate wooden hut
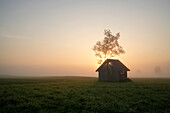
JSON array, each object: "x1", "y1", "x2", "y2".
[{"x1": 96, "y1": 59, "x2": 130, "y2": 82}]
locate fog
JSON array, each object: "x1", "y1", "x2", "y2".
[
  {"x1": 128, "y1": 61, "x2": 170, "y2": 78},
  {"x1": 0, "y1": 61, "x2": 170, "y2": 78},
  {"x1": 0, "y1": 65, "x2": 97, "y2": 78},
  {"x1": 0, "y1": 0, "x2": 170, "y2": 78}
]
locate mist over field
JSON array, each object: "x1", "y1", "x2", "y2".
[
  {"x1": 0, "y1": 61, "x2": 170, "y2": 78},
  {"x1": 0, "y1": 0, "x2": 170, "y2": 78},
  {"x1": 1, "y1": 1, "x2": 170, "y2": 112}
]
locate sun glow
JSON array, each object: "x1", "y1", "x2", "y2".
[{"x1": 97, "y1": 55, "x2": 119, "y2": 65}]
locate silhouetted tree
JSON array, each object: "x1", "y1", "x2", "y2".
[{"x1": 93, "y1": 30, "x2": 125, "y2": 64}]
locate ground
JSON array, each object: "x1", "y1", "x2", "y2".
[{"x1": 0, "y1": 76, "x2": 170, "y2": 113}]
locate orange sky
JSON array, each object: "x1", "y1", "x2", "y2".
[{"x1": 0, "y1": 0, "x2": 170, "y2": 77}]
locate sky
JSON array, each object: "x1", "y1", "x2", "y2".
[{"x1": 0, "y1": 0, "x2": 170, "y2": 78}]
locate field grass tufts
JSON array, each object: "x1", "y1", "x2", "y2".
[{"x1": 0, "y1": 77, "x2": 170, "y2": 113}]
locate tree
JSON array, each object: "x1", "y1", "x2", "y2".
[{"x1": 93, "y1": 30, "x2": 125, "y2": 64}]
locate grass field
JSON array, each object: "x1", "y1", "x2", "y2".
[{"x1": 0, "y1": 77, "x2": 170, "y2": 113}]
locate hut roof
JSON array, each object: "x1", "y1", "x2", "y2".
[{"x1": 96, "y1": 59, "x2": 130, "y2": 72}]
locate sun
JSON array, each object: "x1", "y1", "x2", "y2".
[{"x1": 97, "y1": 55, "x2": 119, "y2": 65}]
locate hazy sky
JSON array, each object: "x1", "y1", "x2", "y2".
[{"x1": 0, "y1": 0, "x2": 170, "y2": 77}]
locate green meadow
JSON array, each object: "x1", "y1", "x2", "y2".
[{"x1": 0, "y1": 77, "x2": 170, "y2": 113}]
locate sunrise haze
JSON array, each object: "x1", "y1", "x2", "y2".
[{"x1": 0, "y1": 0, "x2": 170, "y2": 78}]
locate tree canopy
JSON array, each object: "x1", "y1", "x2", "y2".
[{"x1": 93, "y1": 30, "x2": 125, "y2": 64}]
